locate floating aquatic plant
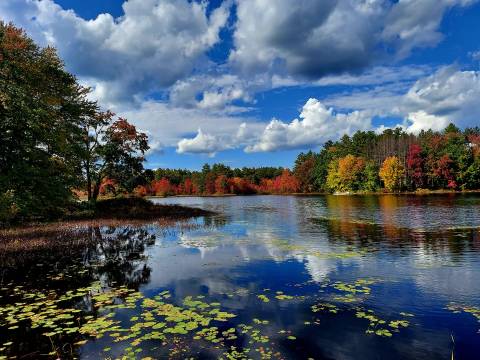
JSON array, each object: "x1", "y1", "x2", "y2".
[
  {"x1": 356, "y1": 309, "x2": 409, "y2": 337},
  {"x1": 446, "y1": 303, "x2": 480, "y2": 332},
  {"x1": 257, "y1": 294, "x2": 270, "y2": 303}
]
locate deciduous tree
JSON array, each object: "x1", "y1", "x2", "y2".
[{"x1": 379, "y1": 156, "x2": 405, "y2": 192}]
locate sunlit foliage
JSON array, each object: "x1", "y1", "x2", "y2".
[{"x1": 379, "y1": 156, "x2": 405, "y2": 192}]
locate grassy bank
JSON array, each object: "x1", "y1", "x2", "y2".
[
  {"x1": 0, "y1": 198, "x2": 214, "y2": 255},
  {"x1": 0, "y1": 197, "x2": 214, "y2": 228},
  {"x1": 67, "y1": 197, "x2": 214, "y2": 220}
]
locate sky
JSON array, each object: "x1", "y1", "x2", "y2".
[{"x1": 1, "y1": 0, "x2": 479, "y2": 170}]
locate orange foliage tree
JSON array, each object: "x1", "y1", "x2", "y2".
[
  {"x1": 228, "y1": 177, "x2": 256, "y2": 194},
  {"x1": 99, "y1": 178, "x2": 117, "y2": 196},
  {"x1": 133, "y1": 185, "x2": 148, "y2": 197},
  {"x1": 214, "y1": 175, "x2": 228, "y2": 194},
  {"x1": 273, "y1": 169, "x2": 300, "y2": 193},
  {"x1": 152, "y1": 178, "x2": 174, "y2": 196}
]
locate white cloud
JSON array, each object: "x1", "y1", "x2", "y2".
[
  {"x1": 175, "y1": 65, "x2": 480, "y2": 154},
  {"x1": 403, "y1": 66, "x2": 480, "y2": 126},
  {"x1": 170, "y1": 74, "x2": 255, "y2": 111},
  {"x1": 314, "y1": 65, "x2": 432, "y2": 87},
  {"x1": 175, "y1": 122, "x2": 264, "y2": 156},
  {"x1": 245, "y1": 98, "x2": 372, "y2": 152},
  {"x1": 327, "y1": 66, "x2": 480, "y2": 133},
  {"x1": 403, "y1": 111, "x2": 451, "y2": 134},
  {"x1": 2, "y1": 0, "x2": 479, "y2": 158},
  {"x1": 471, "y1": 50, "x2": 480, "y2": 61},
  {"x1": 176, "y1": 129, "x2": 229, "y2": 156},
  {"x1": 0, "y1": 0, "x2": 230, "y2": 104},
  {"x1": 230, "y1": 0, "x2": 475, "y2": 78},
  {"x1": 119, "y1": 101, "x2": 252, "y2": 146}
]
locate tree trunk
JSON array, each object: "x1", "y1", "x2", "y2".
[
  {"x1": 86, "y1": 160, "x2": 92, "y2": 201},
  {"x1": 92, "y1": 180, "x2": 100, "y2": 203}
]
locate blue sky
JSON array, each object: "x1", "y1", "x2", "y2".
[{"x1": 1, "y1": 0, "x2": 479, "y2": 169}]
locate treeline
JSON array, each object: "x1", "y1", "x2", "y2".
[
  {"x1": 0, "y1": 23, "x2": 149, "y2": 224},
  {"x1": 119, "y1": 124, "x2": 480, "y2": 198},
  {"x1": 293, "y1": 124, "x2": 480, "y2": 193},
  {"x1": 101, "y1": 165, "x2": 301, "y2": 196}
]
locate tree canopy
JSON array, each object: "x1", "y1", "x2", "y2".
[{"x1": 0, "y1": 22, "x2": 148, "y2": 224}]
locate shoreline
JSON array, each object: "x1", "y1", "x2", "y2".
[
  {"x1": 1, "y1": 198, "x2": 215, "y2": 230},
  {"x1": 147, "y1": 189, "x2": 480, "y2": 198}
]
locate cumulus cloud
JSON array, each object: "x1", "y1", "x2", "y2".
[
  {"x1": 404, "y1": 67, "x2": 480, "y2": 124},
  {"x1": 172, "y1": 98, "x2": 373, "y2": 155},
  {"x1": 403, "y1": 111, "x2": 451, "y2": 134},
  {"x1": 176, "y1": 129, "x2": 229, "y2": 156},
  {"x1": 230, "y1": 0, "x2": 475, "y2": 78},
  {"x1": 118, "y1": 100, "x2": 266, "y2": 155},
  {"x1": 328, "y1": 66, "x2": 480, "y2": 133},
  {"x1": 398, "y1": 66, "x2": 480, "y2": 132},
  {"x1": 169, "y1": 74, "x2": 255, "y2": 111},
  {"x1": 175, "y1": 122, "x2": 263, "y2": 156},
  {"x1": 0, "y1": 0, "x2": 230, "y2": 104},
  {"x1": 2, "y1": 0, "x2": 479, "y2": 158},
  {"x1": 471, "y1": 50, "x2": 480, "y2": 61},
  {"x1": 175, "y1": 65, "x2": 480, "y2": 154},
  {"x1": 245, "y1": 98, "x2": 372, "y2": 152}
]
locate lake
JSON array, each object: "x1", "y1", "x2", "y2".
[{"x1": 1, "y1": 194, "x2": 479, "y2": 359}]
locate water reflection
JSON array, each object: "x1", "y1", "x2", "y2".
[{"x1": 0, "y1": 195, "x2": 479, "y2": 359}]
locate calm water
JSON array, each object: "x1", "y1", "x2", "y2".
[{"x1": 1, "y1": 194, "x2": 479, "y2": 359}]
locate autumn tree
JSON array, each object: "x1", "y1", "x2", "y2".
[
  {"x1": 214, "y1": 175, "x2": 228, "y2": 194},
  {"x1": 152, "y1": 178, "x2": 173, "y2": 196},
  {"x1": 406, "y1": 144, "x2": 425, "y2": 189},
  {"x1": 80, "y1": 114, "x2": 149, "y2": 202},
  {"x1": 294, "y1": 151, "x2": 317, "y2": 192},
  {"x1": 272, "y1": 169, "x2": 300, "y2": 193},
  {"x1": 326, "y1": 155, "x2": 366, "y2": 192},
  {"x1": 434, "y1": 154, "x2": 456, "y2": 189},
  {"x1": 0, "y1": 22, "x2": 93, "y2": 220},
  {"x1": 379, "y1": 156, "x2": 405, "y2": 192},
  {"x1": 183, "y1": 178, "x2": 194, "y2": 195}
]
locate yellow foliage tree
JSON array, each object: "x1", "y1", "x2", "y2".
[
  {"x1": 379, "y1": 156, "x2": 405, "y2": 192},
  {"x1": 326, "y1": 155, "x2": 365, "y2": 192}
]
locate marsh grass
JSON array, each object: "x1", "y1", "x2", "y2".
[{"x1": 0, "y1": 218, "x2": 202, "y2": 268}]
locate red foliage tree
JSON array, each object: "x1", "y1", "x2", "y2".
[
  {"x1": 435, "y1": 154, "x2": 455, "y2": 188},
  {"x1": 133, "y1": 185, "x2": 148, "y2": 197},
  {"x1": 257, "y1": 178, "x2": 274, "y2": 194},
  {"x1": 406, "y1": 144, "x2": 424, "y2": 188},
  {"x1": 228, "y1": 177, "x2": 255, "y2": 194},
  {"x1": 99, "y1": 178, "x2": 117, "y2": 196},
  {"x1": 215, "y1": 175, "x2": 228, "y2": 194},
  {"x1": 273, "y1": 169, "x2": 300, "y2": 193},
  {"x1": 152, "y1": 178, "x2": 173, "y2": 196},
  {"x1": 183, "y1": 178, "x2": 193, "y2": 195},
  {"x1": 204, "y1": 173, "x2": 216, "y2": 194}
]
